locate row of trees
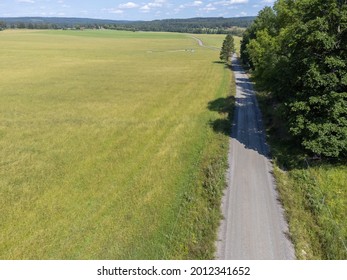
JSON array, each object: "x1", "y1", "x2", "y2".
[
  {"x1": 104, "y1": 24, "x2": 245, "y2": 35},
  {"x1": 0, "y1": 17, "x2": 254, "y2": 35},
  {"x1": 115, "y1": 17, "x2": 252, "y2": 34},
  {"x1": 0, "y1": 21, "x2": 102, "y2": 30},
  {"x1": 241, "y1": 0, "x2": 347, "y2": 158}
]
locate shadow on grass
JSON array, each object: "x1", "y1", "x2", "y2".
[
  {"x1": 213, "y1": 61, "x2": 226, "y2": 64},
  {"x1": 213, "y1": 61, "x2": 234, "y2": 72},
  {"x1": 208, "y1": 96, "x2": 235, "y2": 136},
  {"x1": 208, "y1": 61, "x2": 235, "y2": 137}
]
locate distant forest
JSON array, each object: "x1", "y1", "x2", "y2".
[{"x1": 0, "y1": 16, "x2": 255, "y2": 35}]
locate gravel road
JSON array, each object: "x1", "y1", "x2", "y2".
[
  {"x1": 216, "y1": 55, "x2": 295, "y2": 260},
  {"x1": 189, "y1": 36, "x2": 221, "y2": 50}
]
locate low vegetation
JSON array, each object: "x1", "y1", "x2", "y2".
[
  {"x1": 257, "y1": 91, "x2": 347, "y2": 259},
  {"x1": 0, "y1": 30, "x2": 233, "y2": 259}
]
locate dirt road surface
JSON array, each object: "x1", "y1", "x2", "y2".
[
  {"x1": 190, "y1": 36, "x2": 221, "y2": 50},
  {"x1": 216, "y1": 55, "x2": 295, "y2": 260}
]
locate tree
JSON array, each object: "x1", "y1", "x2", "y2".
[
  {"x1": 18, "y1": 22, "x2": 26, "y2": 29},
  {"x1": 246, "y1": 29, "x2": 279, "y2": 90},
  {"x1": 283, "y1": 0, "x2": 347, "y2": 157},
  {"x1": 241, "y1": 6, "x2": 278, "y2": 68},
  {"x1": 220, "y1": 34, "x2": 235, "y2": 62},
  {"x1": 241, "y1": 0, "x2": 347, "y2": 158},
  {"x1": 0, "y1": 21, "x2": 6, "y2": 31}
]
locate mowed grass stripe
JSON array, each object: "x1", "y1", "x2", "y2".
[{"x1": 0, "y1": 30, "x2": 230, "y2": 259}]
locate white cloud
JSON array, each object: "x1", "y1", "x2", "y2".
[
  {"x1": 140, "y1": 5, "x2": 151, "y2": 13},
  {"x1": 16, "y1": 0, "x2": 35, "y2": 3},
  {"x1": 119, "y1": 2, "x2": 139, "y2": 9},
  {"x1": 236, "y1": 11, "x2": 248, "y2": 16},
  {"x1": 103, "y1": 8, "x2": 124, "y2": 14},
  {"x1": 178, "y1": 0, "x2": 247, "y2": 14},
  {"x1": 112, "y1": 10, "x2": 124, "y2": 14},
  {"x1": 140, "y1": 0, "x2": 168, "y2": 13},
  {"x1": 200, "y1": 3, "x2": 217, "y2": 12},
  {"x1": 148, "y1": 0, "x2": 166, "y2": 8},
  {"x1": 179, "y1": 1, "x2": 204, "y2": 9},
  {"x1": 193, "y1": 1, "x2": 203, "y2": 6},
  {"x1": 214, "y1": 0, "x2": 248, "y2": 5},
  {"x1": 229, "y1": 0, "x2": 248, "y2": 3}
]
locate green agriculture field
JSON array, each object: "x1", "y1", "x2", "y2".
[{"x1": 0, "y1": 30, "x2": 233, "y2": 259}]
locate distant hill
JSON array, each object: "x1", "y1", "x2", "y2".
[
  {"x1": 125, "y1": 17, "x2": 255, "y2": 34},
  {"x1": 0, "y1": 16, "x2": 255, "y2": 35}
]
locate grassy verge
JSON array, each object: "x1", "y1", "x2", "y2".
[
  {"x1": 257, "y1": 92, "x2": 347, "y2": 260},
  {"x1": 167, "y1": 65, "x2": 235, "y2": 259}
]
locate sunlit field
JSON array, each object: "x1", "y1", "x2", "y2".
[
  {"x1": 0, "y1": 30, "x2": 232, "y2": 259},
  {"x1": 191, "y1": 34, "x2": 242, "y2": 54}
]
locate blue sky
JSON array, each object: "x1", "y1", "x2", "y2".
[{"x1": 0, "y1": 0, "x2": 275, "y2": 20}]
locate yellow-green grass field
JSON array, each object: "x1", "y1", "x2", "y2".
[{"x1": 0, "y1": 30, "x2": 232, "y2": 259}]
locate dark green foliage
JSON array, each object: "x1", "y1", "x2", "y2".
[
  {"x1": 241, "y1": 0, "x2": 347, "y2": 158},
  {"x1": 0, "y1": 21, "x2": 6, "y2": 31},
  {"x1": 285, "y1": 0, "x2": 347, "y2": 157},
  {"x1": 0, "y1": 16, "x2": 255, "y2": 34},
  {"x1": 240, "y1": 7, "x2": 278, "y2": 68},
  {"x1": 127, "y1": 17, "x2": 253, "y2": 34},
  {"x1": 220, "y1": 34, "x2": 235, "y2": 62}
]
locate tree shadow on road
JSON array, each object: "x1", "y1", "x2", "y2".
[{"x1": 208, "y1": 61, "x2": 271, "y2": 158}]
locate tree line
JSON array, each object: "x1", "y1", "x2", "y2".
[
  {"x1": 113, "y1": 17, "x2": 252, "y2": 35},
  {"x1": 241, "y1": 0, "x2": 347, "y2": 158},
  {"x1": 0, "y1": 16, "x2": 254, "y2": 35}
]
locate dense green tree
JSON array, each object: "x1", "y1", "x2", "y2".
[
  {"x1": 220, "y1": 34, "x2": 235, "y2": 62},
  {"x1": 0, "y1": 21, "x2": 6, "y2": 30},
  {"x1": 241, "y1": 0, "x2": 347, "y2": 158},
  {"x1": 284, "y1": 0, "x2": 347, "y2": 157},
  {"x1": 240, "y1": 6, "x2": 278, "y2": 68},
  {"x1": 247, "y1": 29, "x2": 279, "y2": 90}
]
